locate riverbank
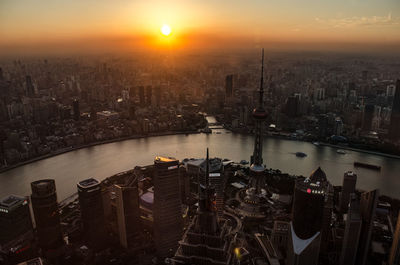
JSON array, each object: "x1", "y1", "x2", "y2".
[
  {"x1": 224, "y1": 126, "x2": 400, "y2": 160},
  {"x1": 0, "y1": 130, "x2": 200, "y2": 174},
  {"x1": 318, "y1": 142, "x2": 400, "y2": 160}
]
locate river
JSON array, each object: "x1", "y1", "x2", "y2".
[{"x1": 1, "y1": 117, "x2": 399, "y2": 200}]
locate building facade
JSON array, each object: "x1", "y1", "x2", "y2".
[
  {"x1": 30, "y1": 179, "x2": 64, "y2": 256},
  {"x1": 153, "y1": 156, "x2": 183, "y2": 260},
  {"x1": 77, "y1": 178, "x2": 105, "y2": 249}
]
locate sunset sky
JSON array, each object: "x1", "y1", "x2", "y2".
[{"x1": 1, "y1": 0, "x2": 399, "y2": 55}]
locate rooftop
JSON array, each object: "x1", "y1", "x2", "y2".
[
  {"x1": 0, "y1": 195, "x2": 26, "y2": 209},
  {"x1": 154, "y1": 156, "x2": 177, "y2": 163},
  {"x1": 78, "y1": 178, "x2": 100, "y2": 189}
]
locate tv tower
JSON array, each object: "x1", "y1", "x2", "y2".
[{"x1": 246, "y1": 49, "x2": 267, "y2": 201}]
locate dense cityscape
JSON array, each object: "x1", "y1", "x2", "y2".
[
  {"x1": 1, "y1": 0, "x2": 400, "y2": 264},
  {"x1": 0, "y1": 50, "x2": 399, "y2": 265},
  {"x1": 1, "y1": 52, "x2": 400, "y2": 170}
]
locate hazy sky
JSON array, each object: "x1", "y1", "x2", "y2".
[{"x1": 1, "y1": 0, "x2": 399, "y2": 55}]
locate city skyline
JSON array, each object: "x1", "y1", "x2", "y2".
[{"x1": 0, "y1": 1, "x2": 400, "y2": 264}]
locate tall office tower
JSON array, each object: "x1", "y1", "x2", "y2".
[
  {"x1": 362, "y1": 104, "x2": 374, "y2": 131},
  {"x1": 285, "y1": 95, "x2": 300, "y2": 118},
  {"x1": 321, "y1": 183, "x2": 334, "y2": 252},
  {"x1": 271, "y1": 220, "x2": 290, "y2": 251},
  {"x1": 146, "y1": 86, "x2": 152, "y2": 105},
  {"x1": 389, "y1": 80, "x2": 400, "y2": 140},
  {"x1": 287, "y1": 168, "x2": 326, "y2": 265},
  {"x1": 77, "y1": 178, "x2": 105, "y2": 249},
  {"x1": 340, "y1": 195, "x2": 362, "y2": 265},
  {"x1": 340, "y1": 171, "x2": 357, "y2": 213},
  {"x1": 247, "y1": 49, "x2": 268, "y2": 203},
  {"x1": 139, "y1": 86, "x2": 145, "y2": 107},
  {"x1": 113, "y1": 184, "x2": 140, "y2": 249},
  {"x1": 318, "y1": 114, "x2": 329, "y2": 139},
  {"x1": 225, "y1": 74, "x2": 233, "y2": 98},
  {"x1": 153, "y1": 156, "x2": 183, "y2": 260},
  {"x1": 172, "y1": 149, "x2": 234, "y2": 265},
  {"x1": 30, "y1": 179, "x2": 64, "y2": 256},
  {"x1": 389, "y1": 212, "x2": 400, "y2": 265},
  {"x1": 72, "y1": 99, "x2": 80, "y2": 121},
  {"x1": 25, "y1": 75, "x2": 34, "y2": 97},
  {"x1": 0, "y1": 195, "x2": 33, "y2": 245},
  {"x1": 200, "y1": 157, "x2": 224, "y2": 219},
  {"x1": 155, "y1": 86, "x2": 162, "y2": 106},
  {"x1": 356, "y1": 189, "x2": 379, "y2": 265},
  {"x1": 179, "y1": 165, "x2": 190, "y2": 204}
]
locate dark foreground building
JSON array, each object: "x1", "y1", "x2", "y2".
[
  {"x1": 153, "y1": 156, "x2": 183, "y2": 260},
  {"x1": 0, "y1": 195, "x2": 32, "y2": 245},
  {"x1": 77, "y1": 178, "x2": 105, "y2": 249},
  {"x1": 287, "y1": 168, "x2": 326, "y2": 265},
  {"x1": 30, "y1": 179, "x2": 64, "y2": 257},
  {"x1": 172, "y1": 149, "x2": 234, "y2": 265}
]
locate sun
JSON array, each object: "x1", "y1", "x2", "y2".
[{"x1": 161, "y1": 24, "x2": 172, "y2": 36}]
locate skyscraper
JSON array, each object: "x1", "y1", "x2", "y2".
[
  {"x1": 172, "y1": 149, "x2": 234, "y2": 265},
  {"x1": 287, "y1": 168, "x2": 326, "y2": 265},
  {"x1": 200, "y1": 157, "x2": 224, "y2": 219},
  {"x1": 356, "y1": 189, "x2": 379, "y2": 265},
  {"x1": 340, "y1": 194, "x2": 362, "y2": 265},
  {"x1": 340, "y1": 171, "x2": 357, "y2": 213},
  {"x1": 30, "y1": 179, "x2": 64, "y2": 256},
  {"x1": 153, "y1": 156, "x2": 182, "y2": 260},
  {"x1": 146, "y1": 86, "x2": 152, "y2": 105},
  {"x1": 25, "y1": 75, "x2": 34, "y2": 97},
  {"x1": 225, "y1": 74, "x2": 233, "y2": 98},
  {"x1": 77, "y1": 178, "x2": 105, "y2": 249},
  {"x1": 113, "y1": 183, "x2": 140, "y2": 249},
  {"x1": 389, "y1": 80, "x2": 400, "y2": 140},
  {"x1": 247, "y1": 49, "x2": 268, "y2": 202},
  {"x1": 389, "y1": 212, "x2": 400, "y2": 265},
  {"x1": 139, "y1": 86, "x2": 145, "y2": 107},
  {"x1": 73, "y1": 99, "x2": 80, "y2": 121},
  {"x1": 0, "y1": 195, "x2": 33, "y2": 245},
  {"x1": 362, "y1": 104, "x2": 374, "y2": 132}
]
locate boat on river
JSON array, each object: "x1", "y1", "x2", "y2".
[
  {"x1": 337, "y1": 149, "x2": 346, "y2": 154},
  {"x1": 354, "y1": 161, "x2": 381, "y2": 171},
  {"x1": 295, "y1": 152, "x2": 307, "y2": 157}
]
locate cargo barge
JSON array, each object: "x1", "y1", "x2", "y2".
[{"x1": 354, "y1": 161, "x2": 381, "y2": 171}]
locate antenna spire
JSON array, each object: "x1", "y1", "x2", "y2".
[{"x1": 259, "y1": 48, "x2": 264, "y2": 107}]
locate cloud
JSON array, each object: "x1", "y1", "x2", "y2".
[{"x1": 315, "y1": 14, "x2": 400, "y2": 28}]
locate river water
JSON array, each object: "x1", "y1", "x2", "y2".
[{"x1": 1, "y1": 117, "x2": 399, "y2": 200}]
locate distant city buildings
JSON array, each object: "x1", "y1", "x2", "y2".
[{"x1": 389, "y1": 80, "x2": 400, "y2": 141}]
